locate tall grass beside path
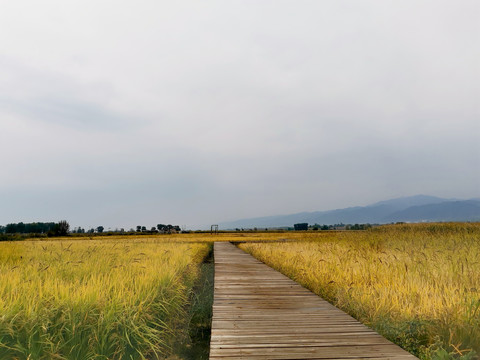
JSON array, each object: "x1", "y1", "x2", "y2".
[
  {"x1": 239, "y1": 223, "x2": 480, "y2": 359},
  {"x1": 0, "y1": 238, "x2": 210, "y2": 359}
]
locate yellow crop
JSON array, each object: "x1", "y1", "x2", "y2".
[
  {"x1": 0, "y1": 237, "x2": 210, "y2": 359},
  {"x1": 238, "y1": 223, "x2": 480, "y2": 359}
]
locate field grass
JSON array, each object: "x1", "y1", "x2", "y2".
[
  {"x1": 0, "y1": 237, "x2": 211, "y2": 359},
  {"x1": 3, "y1": 226, "x2": 479, "y2": 359},
  {"x1": 238, "y1": 223, "x2": 480, "y2": 359},
  {"x1": 51, "y1": 232, "x2": 314, "y2": 243}
]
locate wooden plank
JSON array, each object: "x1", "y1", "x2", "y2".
[{"x1": 210, "y1": 242, "x2": 417, "y2": 359}]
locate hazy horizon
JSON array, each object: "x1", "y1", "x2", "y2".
[{"x1": 1, "y1": 1, "x2": 479, "y2": 230}]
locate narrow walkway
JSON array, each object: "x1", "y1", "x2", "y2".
[{"x1": 210, "y1": 242, "x2": 417, "y2": 359}]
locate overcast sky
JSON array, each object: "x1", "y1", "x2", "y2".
[{"x1": 1, "y1": 1, "x2": 479, "y2": 230}]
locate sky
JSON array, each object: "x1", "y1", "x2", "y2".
[{"x1": 1, "y1": 0, "x2": 479, "y2": 230}]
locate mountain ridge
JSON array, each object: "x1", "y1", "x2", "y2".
[{"x1": 218, "y1": 195, "x2": 480, "y2": 229}]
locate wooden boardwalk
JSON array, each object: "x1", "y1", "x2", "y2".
[{"x1": 210, "y1": 242, "x2": 417, "y2": 360}]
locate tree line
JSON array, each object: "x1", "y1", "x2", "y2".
[
  {"x1": 0, "y1": 221, "x2": 183, "y2": 237},
  {"x1": 73, "y1": 224, "x2": 182, "y2": 234},
  {"x1": 0, "y1": 221, "x2": 70, "y2": 236}
]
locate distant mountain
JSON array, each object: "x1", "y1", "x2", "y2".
[
  {"x1": 384, "y1": 200, "x2": 480, "y2": 223},
  {"x1": 368, "y1": 195, "x2": 451, "y2": 211},
  {"x1": 218, "y1": 195, "x2": 480, "y2": 229}
]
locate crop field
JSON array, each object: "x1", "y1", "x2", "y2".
[
  {"x1": 2, "y1": 224, "x2": 479, "y2": 359},
  {"x1": 238, "y1": 223, "x2": 480, "y2": 359},
  {"x1": 0, "y1": 237, "x2": 211, "y2": 359}
]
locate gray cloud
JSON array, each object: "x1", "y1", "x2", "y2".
[
  {"x1": 0, "y1": 0, "x2": 479, "y2": 229},
  {"x1": 0, "y1": 56, "x2": 140, "y2": 132}
]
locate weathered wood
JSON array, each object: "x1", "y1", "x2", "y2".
[{"x1": 210, "y1": 242, "x2": 417, "y2": 359}]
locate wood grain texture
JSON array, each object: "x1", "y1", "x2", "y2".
[{"x1": 210, "y1": 242, "x2": 417, "y2": 359}]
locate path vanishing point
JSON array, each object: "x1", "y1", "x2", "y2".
[{"x1": 209, "y1": 242, "x2": 418, "y2": 359}]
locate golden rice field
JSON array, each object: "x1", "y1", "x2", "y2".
[
  {"x1": 238, "y1": 223, "x2": 480, "y2": 359},
  {"x1": 0, "y1": 237, "x2": 211, "y2": 359},
  {"x1": 2, "y1": 224, "x2": 479, "y2": 359}
]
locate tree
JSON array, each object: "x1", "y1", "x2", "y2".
[
  {"x1": 5, "y1": 223, "x2": 17, "y2": 234},
  {"x1": 136, "y1": 225, "x2": 142, "y2": 232},
  {"x1": 3, "y1": 222, "x2": 62, "y2": 235},
  {"x1": 17, "y1": 222, "x2": 26, "y2": 233},
  {"x1": 47, "y1": 221, "x2": 69, "y2": 236},
  {"x1": 96, "y1": 226, "x2": 104, "y2": 233},
  {"x1": 57, "y1": 220, "x2": 70, "y2": 236}
]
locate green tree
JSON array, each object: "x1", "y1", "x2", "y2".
[{"x1": 57, "y1": 220, "x2": 70, "y2": 236}]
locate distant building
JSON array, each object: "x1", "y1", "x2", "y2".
[{"x1": 294, "y1": 223, "x2": 308, "y2": 231}]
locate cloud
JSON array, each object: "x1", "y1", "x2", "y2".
[
  {"x1": 0, "y1": 56, "x2": 139, "y2": 131},
  {"x1": 0, "y1": 0, "x2": 479, "y2": 229}
]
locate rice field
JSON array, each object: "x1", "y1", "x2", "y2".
[
  {"x1": 238, "y1": 223, "x2": 480, "y2": 359},
  {"x1": 0, "y1": 237, "x2": 211, "y2": 359},
  {"x1": 2, "y1": 224, "x2": 479, "y2": 359}
]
